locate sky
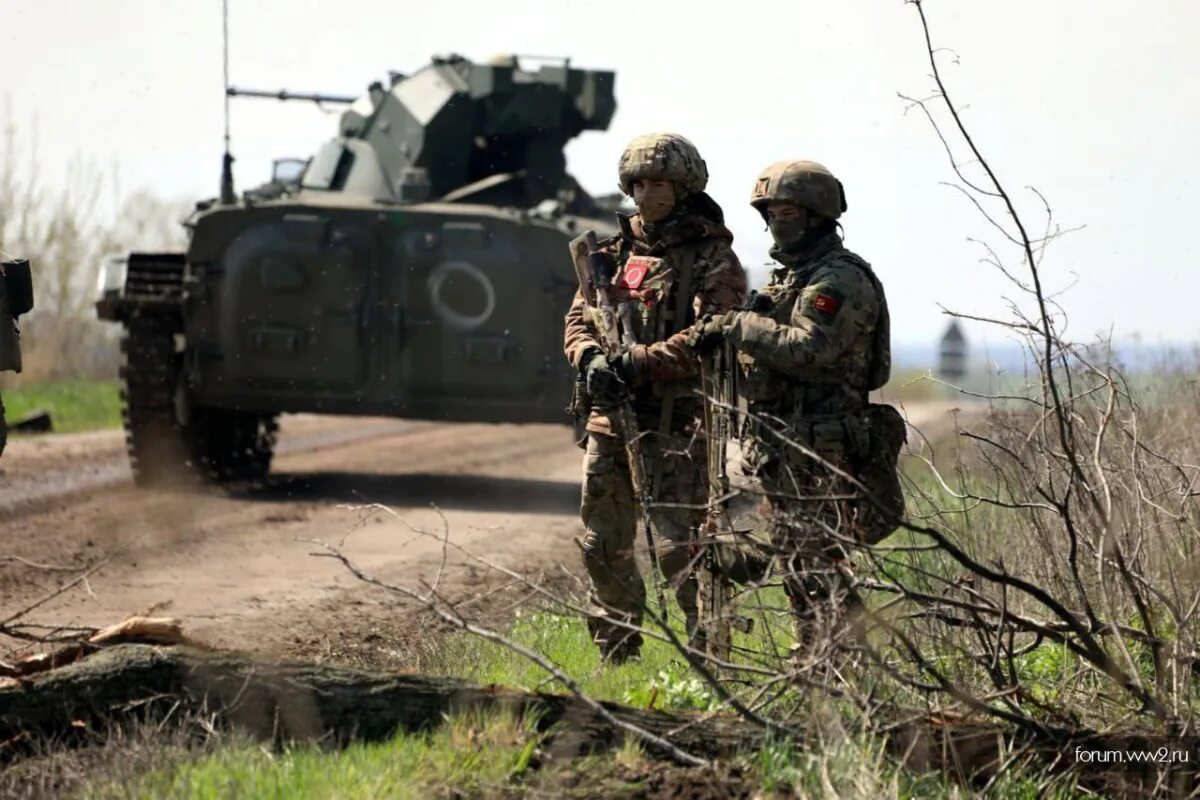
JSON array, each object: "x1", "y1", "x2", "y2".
[{"x1": 2, "y1": 0, "x2": 1198, "y2": 349}]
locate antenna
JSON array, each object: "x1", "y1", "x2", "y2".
[{"x1": 219, "y1": 0, "x2": 236, "y2": 205}]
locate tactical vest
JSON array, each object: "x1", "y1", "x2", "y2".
[
  {"x1": 738, "y1": 248, "x2": 890, "y2": 416},
  {"x1": 609, "y1": 239, "x2": 698, "y2": 346},
  {"x1": 737, "y1": 247, "x2": 905, "y2": 544}
]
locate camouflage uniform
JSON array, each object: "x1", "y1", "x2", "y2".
[
  {"x1": 0, "y1": 259, "x2": 30, "y2": 461},
  {"x1": 0, "y1": 260, "x2": 23, "y2": 374},
  {"x1": 713, "y1": 161, "x2": 904, "y2": 648},
  {"x1": 563, "y1": 134, "x2": 747, "y2": 658}
]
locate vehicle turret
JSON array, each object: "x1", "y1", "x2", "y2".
[{"x1": 285, "y1": 54, "x2": 615, "y2": 208}]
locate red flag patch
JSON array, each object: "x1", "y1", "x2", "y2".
[
  {"x1": 814, "y1": 294, "x2": 841, "y2": 315},
  {"x1": 618, "y1": 256, "x2": 655, "y2": 290}
]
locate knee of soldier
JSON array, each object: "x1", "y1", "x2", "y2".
[
  {"x1": 650, "y1": 509, "x2": 696, "y2": 546},
  {"x1": 581, "y1": 440, "x2": 622, "y2": 510},
  {"x1": 581, "y1": 527, "x2": 633, "y2": 569},
  {"x1": 580, "y1": 528, "x2": 605, "y2": 561},
  {"x1": 655, "y1": 540, "x2": 690, "y2": 579}
]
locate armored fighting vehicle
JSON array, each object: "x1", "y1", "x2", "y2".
[
  {"x1": 97, "y1": 54, "x2": 617, "y2": 486},
  {"x1": 0, "y1": 258, "x2": 33, "y2": 461}
]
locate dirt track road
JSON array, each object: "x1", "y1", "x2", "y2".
[
  {"x1": 0, "y1": 402, "x2": 964, "y2": 660},
  {"x1": 0, "y1": 416, "x2": 586, "y2": 658}
]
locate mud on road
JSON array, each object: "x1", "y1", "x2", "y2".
[{"x1": 0, "y1": 402, "x2": 966, "y2": 666}]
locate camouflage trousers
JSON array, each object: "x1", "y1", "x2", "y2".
[
  {"x1": 758, "y1": 456, "x2": 865, "y2": 659},
  {"x1": 579, "y1": 431, "x2": 706, "y2": 655}
]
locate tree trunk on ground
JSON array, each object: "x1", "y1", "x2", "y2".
[
  {"x1": 3, "y1": 644, "x2": 1198, "y2": 796},
  {"x1": 0, "y1": 644, "x2": 761, "y2": 762}
]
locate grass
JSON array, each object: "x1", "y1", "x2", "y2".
[
  {"x1": 78, "y1": 593, "x2": 1074, "y2": 799},
  {"x1": 1, "y1": 379, "x2": 121, "y2": 433},
  {"x1": 88, "y1": 711, "x2": 540, "y2": 800}
]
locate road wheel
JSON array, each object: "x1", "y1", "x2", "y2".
[{"x1": 189, "y1": 407, "x2": 278, "y2": 483}]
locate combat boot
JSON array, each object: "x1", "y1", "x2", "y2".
[{"x1": 602, "y1": 638, "x2": 642, "y2": 666}]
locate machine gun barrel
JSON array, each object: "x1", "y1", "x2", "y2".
[{"x1": 225, "y1": 86, "x2": 356, "y2": 105}]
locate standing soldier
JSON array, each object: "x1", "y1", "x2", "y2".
[
  {"x1": 0, "y1": 257, "x2": 32, "y2": 461},
  {"x1": 695, "y1": 160, "x2": 905, "y2": 658},
  {"x1": 564, "y1": 133, "x2": 747, "y2": 663}
]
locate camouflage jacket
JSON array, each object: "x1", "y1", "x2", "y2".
[
  {"x1": 564, "y1": 208, "x2": 747, "y2": 437},
  {"x1": 729, "y1": 231, "x2": 890, "y2": 418},
  {"x1": 0, "y1": 273, "x2": 20, "y2": 373}
]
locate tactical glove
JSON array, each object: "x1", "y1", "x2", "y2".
[
  {"x1": 692, "y1": 312, "x2": 737, "y2": 354},
  {"x1": 614, "y1": 350, "x2": 640, "y2": 386},
  {"x1": 584, "y1": 352, "x2": 626, "y2": 408}
]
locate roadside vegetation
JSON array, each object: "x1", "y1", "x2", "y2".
[
  {"x1": 0, "y1": 105, "x2": 187, "y2": 388},
  {"x1": 0, "y1": 379, "x2": 120, "y2": 433},
  {"x1": 76, "y1": 607, "x2": 1070, "y2": 800}
]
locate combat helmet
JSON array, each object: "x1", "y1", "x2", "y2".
[
  {"x1": 750, "y1": 160, "x2": 847, "y2": 220},
  {"x1": 618, "y1": 133, "x2": 708, "y2": 196}
]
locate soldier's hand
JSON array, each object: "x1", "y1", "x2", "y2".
[
  {"x1": 614, "y1": 350, "x2": 639, "y2": 386},
  {"x1": 693, "y1": 312, "x2": 737, "y2": 354},
  {"x1": 585, "y1": 352, "x2": 626, "y2": 408}
]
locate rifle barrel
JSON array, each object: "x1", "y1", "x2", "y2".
[{"x1": 225, "y1": 86, "x2": 357, "y2": 105}]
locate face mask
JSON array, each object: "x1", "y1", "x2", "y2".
[
  {"x1": 632, "y1": 182, "x2": 676, "y2": 223},
  {"x1": 768, "y1": 217, "x2": 808, "y2": 248}
]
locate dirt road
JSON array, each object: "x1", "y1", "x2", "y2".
[
  {"x1": 0, "y1": 402, "x2": 965, "y2": 662},
  {"x1": 0, "y1": 416, "x2": 586, "y2": 660}
]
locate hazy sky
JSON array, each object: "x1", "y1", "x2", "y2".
[{"x1": 3, "y1": 0, "x2": 1198, "y2": 347}]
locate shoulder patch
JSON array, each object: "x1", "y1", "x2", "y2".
[
  {"x1": 814, "y1": 293, "x2": 840, "y2": 315},
  {"x1": 619, "y1": 255, "x2": 662, "y2": 290},
  {"x1": 804, "y1": 282, "x2": 847, "y2": 324}
]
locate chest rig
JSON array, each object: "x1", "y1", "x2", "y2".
[
  {"x1": 584, "y1": 225, "x2": 701, "y2": 355},
  {"x1": 614, "y1": 239, "x2": 697, "y2": 346},
  {"x1": 737, "y1": 248, "x2": 890, "y2": 413}
]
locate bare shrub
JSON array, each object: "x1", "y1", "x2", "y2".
[
  {"x1": 305, "y1": 2, "x2": 1200, "y2": 789},
  {"x1": 0, "y1": 106, "x2": 188, "y2": 383}
]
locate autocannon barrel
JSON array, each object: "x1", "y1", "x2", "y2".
[{"x1": 225, "y1": 86, "x2": 357, "y2": 105}]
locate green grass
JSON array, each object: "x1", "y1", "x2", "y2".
[
  {"x1": 90, "y1": 711, "x2": 540, "y2": 800},
  {"x1": 421, "y1": 586, "x2": 802, "y2": 716},
  {"x1": 1, "y1": 379, "x2": 121, "y2": 433},
  {"x1": 83, "y1": 597, "x2": 1080, "y2": 800},
  {"x1": 82, "y1": 469, "x2": 1088, "y2": 798}
]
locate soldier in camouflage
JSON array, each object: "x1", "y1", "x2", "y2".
[
  {"x1": 695, "y1": 160, "x2": 905, "y2": 656},
  {"x1": 564, "y1": 133, "x2": 747, "y2": 662},
  {"x1": 0, "y1": 257, "x2": 31, "y2": 462}
]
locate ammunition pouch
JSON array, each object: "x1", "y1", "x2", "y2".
[
  {"x1": 566, "y1": 370, "x2": 591, "y2": 449},
  {"x1": 1, "y1": 260, "x2": 33, "y2": 317},
  {"x1": 852, "y1": 403, "x2": 907, "y2": 544},
  {"x1": 744, "y1": 402, "x2": 906, "y2": 545}
]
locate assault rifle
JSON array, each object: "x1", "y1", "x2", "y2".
[
  {"x1": 697, "y1": 303, "x2": 757, "y2": 661},
  {"x1": 580, "y1": 231, "x2": 667, "y2": 610},
  {"x1": 699, "y1": 340, "x2": 737, "y2": 660}
]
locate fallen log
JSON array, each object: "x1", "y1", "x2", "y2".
[
  {"x1": 0, "y1": 644, "x2": 762, "y2": 762},
  {"x1": 2, "y1": 643, "x2": 1198, "y2": 797}
]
